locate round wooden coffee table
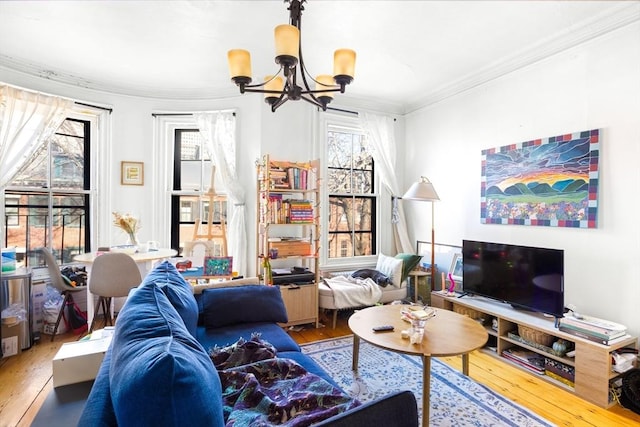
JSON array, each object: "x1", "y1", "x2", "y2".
[{"x1": 348, "y1": 304, "x2": 488, "y2": 427}]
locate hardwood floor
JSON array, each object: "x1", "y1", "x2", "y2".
[{"x1": 1, "y1": 309, "x2": 639, "y2": 427}]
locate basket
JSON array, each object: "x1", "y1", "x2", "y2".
[
  {"x1": 453, "y1": 305, "x2": 481, "y2": 320},
  {"x1": 518, "y1": 325, "x2": 554, "y2": 347}
]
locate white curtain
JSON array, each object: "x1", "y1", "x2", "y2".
[
  {"x1": 358, "y1": 112, "x2": 413, "y2": 254},
  {"x1": 0, "y1": 84, "x2": 71, "y2": 246},
  {"x1": 0, "y1": 84, "x2": 72, "y2": 189},
  {"x1": 193, "y1": 112, "x2": 247, "y2": 277}
]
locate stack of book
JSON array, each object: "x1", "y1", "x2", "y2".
[
  {"x1": 268, "y1": 165, "x2": 310, "y2": 190},
  {"x1": 502, "y1": 348, "x2": 546, "y2": 374},
  {"x1": 287, "y1": 200, "x2": 313, "y2": 223},
  {"x1": 558, "y1": 314, "x2": 628, "y2": 345}
]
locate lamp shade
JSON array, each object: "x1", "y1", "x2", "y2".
[
  {"x1": 264, "y1": 75, "x2": 284, "y2": 94},
  {"x1": 275, "y1": 24, "x2": 299, "y2": 63},
  {"x1": 333, "y1": 49, "x2": 356, "y2": 78},
  {"x1": 402, "y1": 177, "x2": 440, "y2": 201},
  {"x1": 227, "y1": 49, "x2": 252, "y2": 80},
  {"x1": 315, "y1": 75, "x2": 335, "y2": 99}
]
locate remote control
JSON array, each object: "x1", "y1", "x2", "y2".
[{"x1": 372, "y1": 325, "x2": 394, "y2": 332}]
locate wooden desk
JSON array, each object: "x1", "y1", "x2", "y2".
[
  {"x1": 73, "y1": 248, "x2": 177, "y2": 264},
  {"x1": 349, "y1": 304, "x2": 488, "y2": 427}
]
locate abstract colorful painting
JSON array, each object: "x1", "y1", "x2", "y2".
[
  {"x1": 204, "y1": 256, "x2": 233, "y2": 276},
  {"x1": 481, "y1": 129, "x2": 600, "y2": 228}
]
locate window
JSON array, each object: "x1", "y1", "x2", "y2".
[
  {"x1": 326, "y1": 122, "x2": 376, "y2": 259},
  {"x1": 170, "y1": 129, "x2": 226, "y2": 252},
  {"x1": 3, "y1": 118, "x2": 91, "y2": 265},
  {"x1": 4, "y1": 195, "x2": 19, "y2": 227}
]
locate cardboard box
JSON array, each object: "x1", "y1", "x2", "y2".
[
  {"x1": 1, "y1": 321, "x2": 23, "y2": 358},
  {"x1": 268, "y1": 240, "x2": 311, "y2": 257},
  {"x1": 52, "y1": 336, "x2": 111, "y2": 387}
]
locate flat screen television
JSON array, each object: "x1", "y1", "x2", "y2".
[{"x1": 461, "y1": 240, "x2": 564, "y2": 319}]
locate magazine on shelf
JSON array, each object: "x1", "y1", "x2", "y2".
[
  {"x1": 559, "y1": 326, "x2": 631, "y2": 345},
  {"x1": 502, "y1": 348, "x2": 545, "y2": 374},
  {"x1": 558, "y1": 321, "x2": 626, "y2": 341},
  {"x1": 561, "y1": 313, "x2": 626, "y2": 333},
  {"x1": 502, "y1": 353, "x2": 545, "y2": 374}
]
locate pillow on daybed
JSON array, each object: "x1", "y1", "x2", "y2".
[
  {"x1": 109, "y1": 282, "x2": 224, "y2": 427},
  {"x1": 376, "y1": 253, "x2": 403, "y2": 288},
  {"x1": 351, "y1": 268, "x2": 392, "y2": 287},
  {"x1": 395, "y1": 253, "x2": 423, "y2": 283},
  {"x1": 201, "y1": 285, "x2": 288, "y2": 328}
]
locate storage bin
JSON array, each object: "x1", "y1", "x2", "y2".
[{"x1": 518, "y1": 325, "x2": 554, "y2": 346}]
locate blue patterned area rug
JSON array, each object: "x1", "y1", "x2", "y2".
[{"x1": 301, "y1": 336, "x2": 556, "y2": 427}]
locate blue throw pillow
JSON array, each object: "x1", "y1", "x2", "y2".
[
  {"x1": 202, "y1": 285, "x2": 288, "y2": 328},
  {"x1": 141, "y1": 260, "x2": 198, "y2": 336},
  {"x1": 109, "y1": 282, "x2": 224, "y2": 427}
]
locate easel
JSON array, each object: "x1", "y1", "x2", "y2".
[{"x1": 186, "y1": 166, "x2": 228, "y2": 258}]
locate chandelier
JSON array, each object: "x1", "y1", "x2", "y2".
[{"x1": 227, "y1": 0, "x2": 356, "y2": 112}]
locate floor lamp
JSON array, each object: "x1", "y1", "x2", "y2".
[{"x1": 403, "y1": 177, "x2": 440, "y2": 292}]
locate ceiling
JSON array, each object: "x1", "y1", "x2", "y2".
[{"x1": 0, "y1": 1, "x2": 637, "y2": 114}]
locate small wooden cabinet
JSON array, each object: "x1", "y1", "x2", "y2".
[
  {"x1": 432, "y1": 291, "x2": 638, "y2": 408},
  {"x1": 278, "y1": 283, "x2": 318, "y2": 327}
]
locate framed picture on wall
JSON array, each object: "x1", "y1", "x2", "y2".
[{"x1": 121, "y1": 161, "x2": 144, "y2": 186}]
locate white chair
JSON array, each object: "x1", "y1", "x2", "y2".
[
  {"x1": 35, "y1": 247, "x2": 87, "y2": 342},
  {"x1": 88, "y1": 252, "x2": 142, "y2": 332}
]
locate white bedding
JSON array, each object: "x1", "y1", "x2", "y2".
[{"x1": 322, "y1": 276, "x2": 383, "y2": 310}]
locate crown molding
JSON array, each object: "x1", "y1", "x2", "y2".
[
  {"x1": 404, "y1": 2, "x2": 640, "y2": 114},
  {"x1": 2, "y1": 3, "x2": 638, "y2": 114}
]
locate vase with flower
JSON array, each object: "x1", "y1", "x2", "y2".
[{"x1": 112, "y1": 212, "x2": 140, "y2": 247}]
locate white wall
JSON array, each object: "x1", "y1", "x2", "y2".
[{"x1": 403, "y1": 22, "x2": 640, "y2": 336}]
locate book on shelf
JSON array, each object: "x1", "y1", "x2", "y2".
[
  {"x1": 558, "y1": 321, "x2": 627, "y2": 341},
  {"x1": 561, "y1": 314, "x2": 626, "y2": 333},
  {"x1": 502, "y1": 348, "x2": 545, "y2": 374},
  {"x1": 502, "y1": 349, "x2": 545, "y2": 375},
  {"x1": 558, "y1": 325, "x2": 631, "y2": 345}
]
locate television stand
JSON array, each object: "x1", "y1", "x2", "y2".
[{"x1": 431, "y1": 290, "x2": 637, "y2": 408}]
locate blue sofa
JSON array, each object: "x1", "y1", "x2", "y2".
[{"x1": 74, "y1": 261, "x2": 418, "y2": 426}]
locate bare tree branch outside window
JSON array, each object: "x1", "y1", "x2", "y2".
[{"x1": 327, "y1": 126, "x2": 375, "y2": 258}]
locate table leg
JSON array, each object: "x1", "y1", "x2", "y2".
[
  {"x1": 352, "y1": 335, "x2": 360, "y2": 371},
  {"x1": 462, "y1": 353, "x2": 469, "y2": 376},
  {"x1": 422, "y1": 354, "x2": 431, "y2": 427}
]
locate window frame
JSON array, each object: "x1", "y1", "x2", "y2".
[
  {"x1": 3, "y1": 116, "x2": 92, "y2": 265},
  {"x1": 170, "y1": 128, "x2": 227, "y2": 253},
  {"x1": 318, "y1": 113, "x2": 381, "y2": 270}
]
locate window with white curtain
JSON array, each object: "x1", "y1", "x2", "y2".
[
  {"x1": 170, "y1": 128, "x2": 227, "y2": 253},
  {"x1": 323, "y1": 117, "x2": 378, "y2": 262},
  {"x1": 3, "y1": 118, "x2": 91, "y2": 265}
]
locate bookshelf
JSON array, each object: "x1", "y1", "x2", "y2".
[
  {"x1": 431, "y1": 291, "x2": 638, "y2": 408},
  {"x1": 256, "y1": 155, "x2": 320, "y2": 327}
]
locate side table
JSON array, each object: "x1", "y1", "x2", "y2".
[{"x1": 408, "y1": 270, "x2": 431, "y2": 303}]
